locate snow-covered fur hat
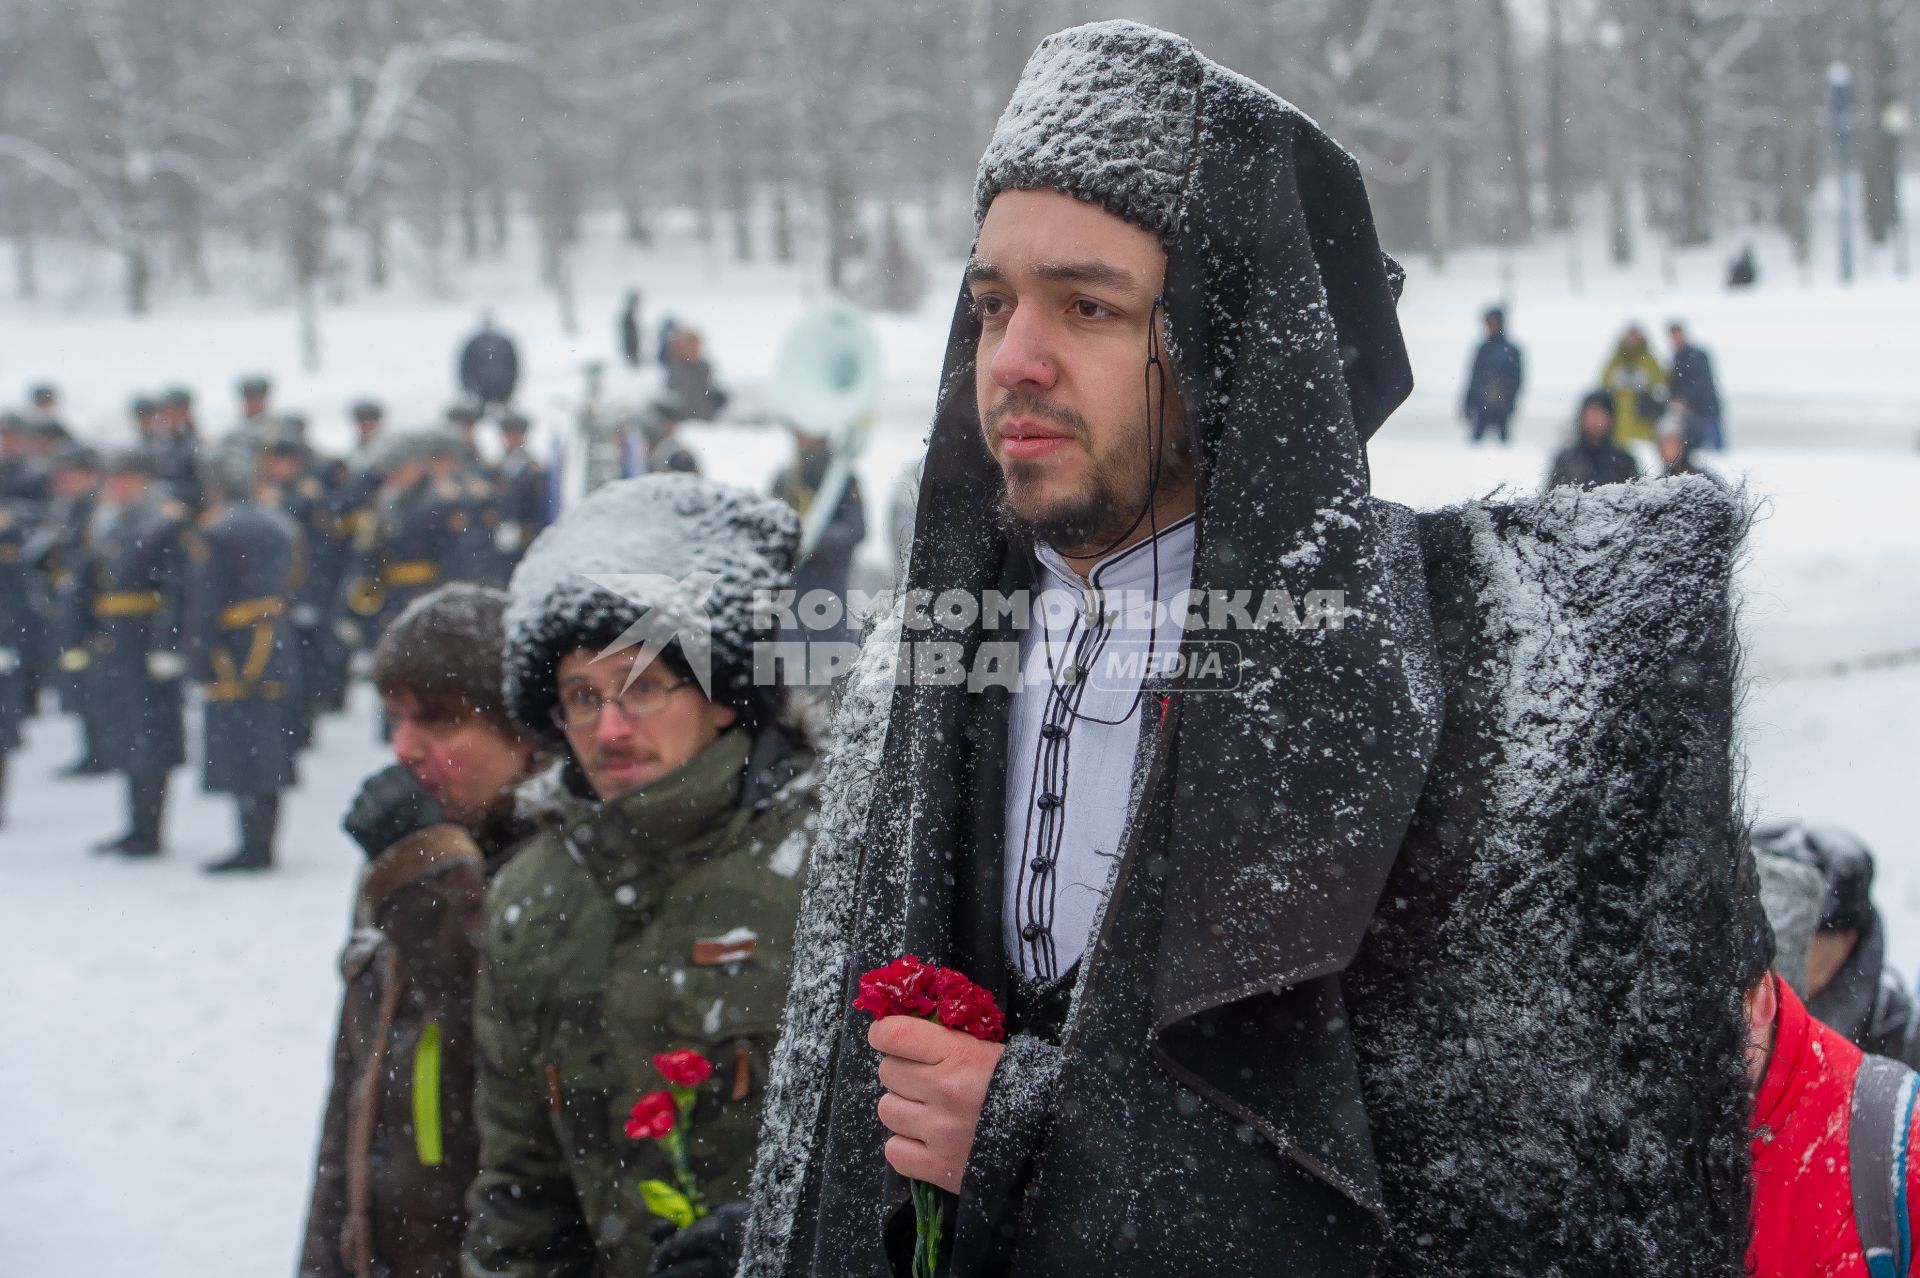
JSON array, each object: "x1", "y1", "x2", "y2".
[
  {"x1": 975, "y1": 20, "x2": 1201, "y2": 243},
  {"x1": 502, "y1": 473, "x2": 800, "y2": 743}
]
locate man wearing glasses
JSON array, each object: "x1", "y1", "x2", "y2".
[{"x1": 466, "y1": 474, "x2": 820, "y2": 1278}]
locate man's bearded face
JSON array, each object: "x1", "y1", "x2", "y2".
[{"x1": 969, "y1": 189, "x2": 1192, "y2": 558}]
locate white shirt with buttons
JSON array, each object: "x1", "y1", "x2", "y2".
[{"x1": 1001, "y1": 515, "x2": 1196, "y2": 981}]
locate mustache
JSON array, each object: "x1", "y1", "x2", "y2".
[{"x1": 984, "y1": 391, "x2": 1090, "y2": 440}]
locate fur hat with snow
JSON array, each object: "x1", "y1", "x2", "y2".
[{"x1": 502, "y1": 473, "x2": 800, "y2": 743}]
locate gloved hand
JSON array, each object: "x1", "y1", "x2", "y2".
[
  {"x1": 342, "y1": 763, "x2": 447, "y2": 860},
  {"x1": 648, "y1": 1200, "x2": 749, "y2": 1278},
  {"x1": 147, "y1": 651, "x2": 189, "y2": 680}
]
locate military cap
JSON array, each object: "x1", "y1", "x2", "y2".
[
  {"x1": 203, "y1": 445, "x2": 259, "y2": 497},
  {"x1": 367, "y1": 430, "x2": 441, "y2": 476},
  {"x1": 102, "y1": 447, "x2": 156, "y2": 477},
  {"x1": 421, "y1": 428, "x2": 464, "y2": 458}
]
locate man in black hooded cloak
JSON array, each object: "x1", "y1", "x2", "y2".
[{"x1": 736, "y1": 21, "x2": 1759, "y2": 1278}]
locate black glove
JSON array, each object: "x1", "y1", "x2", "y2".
[
  {"x1": 648, "y1": 1200, "x2": 749, "y2": 1278},
  {"x1": 342, "y1": 764, "x2": 447, "y2": 860}
]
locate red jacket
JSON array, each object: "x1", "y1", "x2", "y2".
[{"x1": 1751, "y1": 979, "x2": 1920, "y2": 1277}]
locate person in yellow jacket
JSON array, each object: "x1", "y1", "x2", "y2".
[{"x1": 1598, "y1": 325, "x2": 1669, "y2": 445}]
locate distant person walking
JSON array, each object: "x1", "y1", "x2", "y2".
[
  {"x1": 1547, "y1": 391, "x2": 1642, "y2": 491},
  {"x1": 1461, "y1": 305, "x2": 1524, "y2": 445},
  {"x1": 1728, "y1": 245, "x2": 1759, "y2": 289},
  {"x1": 1599, "y1": 325, "x2": 1667, "y2": 445},
  {"x1": 1667, "y1": 321, "x2": 1725, "y2": 451},
  {"x1": 617, "y1": 290, "x2": 642, "y2": 368},
  {"x1": 458, "y1": 313, "x2": 520, "y2": 411}
]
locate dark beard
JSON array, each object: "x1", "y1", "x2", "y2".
[
  {"x1": 992, "y1": 462, "x2": 1144, "y2": 554},
  {"x1": 989, "y1": 407, "x2": 1193, "y2": 557}
]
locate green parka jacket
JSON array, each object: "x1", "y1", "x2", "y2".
[{"x1": 463, "y1": 726, "x2": 816, "y2": 1277}]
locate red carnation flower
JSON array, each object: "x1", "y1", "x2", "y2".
[
  {"x1": 932, "y1": 967, "x2": 1007, "y2": 1043},
  {"x1": 854, "y1": 955, "x2": 1008, "y2": 1278},
  {"x1": 624, "y1": 1090, "x2": 677, "y2": 1141},
  {"x1": 853, "y1": 954, "x2": 939, "y2": 1020},
  {"x1": 652, "y1": 1048, "x2": 714, "y2": 1088}
]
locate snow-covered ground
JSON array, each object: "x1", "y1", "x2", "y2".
[{"x1": 2, "y1": 221, "x2": 1916, "y2": 1275}]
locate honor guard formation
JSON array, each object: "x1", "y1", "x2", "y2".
[
  {"x1": 0, "y1": 304, "x2": 873, "y2": 885},
  {"x1": 0, "y1": 373, "x2": 557, "y2": 872}
]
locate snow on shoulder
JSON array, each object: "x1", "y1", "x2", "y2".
[{"x1": 1348, "y1": 472, "x2": 1758, "y2": 1267}]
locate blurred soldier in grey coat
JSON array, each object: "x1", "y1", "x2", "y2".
[
  {"x1": 333, "y1": 433, "x2": 464, "y2": 647},
  {"x1": 492, "y1": 412, "x2": 550, "y2": 568},
  {"x1": 193, "y1": 453, "x2": 304, "y2": 873},
  {"x1": 66, "y1": 451, "x2": 193, "y2": 856},
  {"x1": 260, "y1": 438, "x2": 343, "y2": 747},
  {"x1": 0, "y1": 495, "x2": 32, "y2": 825}
]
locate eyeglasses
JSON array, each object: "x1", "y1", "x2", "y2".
[{"x1": 549, "y1": 678, "x2": 694, "y2": 730}]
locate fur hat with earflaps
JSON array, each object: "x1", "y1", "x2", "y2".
[{"x1": 502, "y1": 473, "x2": 800, "y2": 744}]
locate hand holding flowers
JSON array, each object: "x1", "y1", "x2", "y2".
[{"x1": 856, "y1": 956, "x2": 1007, "y2": 1278}]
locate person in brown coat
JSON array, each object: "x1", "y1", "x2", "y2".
[{"x1": 300, "y1": 584, "x2": 547, "y2": 1278}]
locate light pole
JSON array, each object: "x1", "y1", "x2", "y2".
[
  {"x1": 1829, "y1": 62, "x2": 1856, "y2": 285},
  {"x1": 1885, "y1": 101, "x2": 1912, "y2": 277}
]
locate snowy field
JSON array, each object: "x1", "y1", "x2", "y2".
[{"x1": 2, "y1": 221, "x2": 1917, "y2": 1276}]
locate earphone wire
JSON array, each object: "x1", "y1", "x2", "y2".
[{"x1": 1042, "y1": 294, "x2": 1170, "y2": 729}]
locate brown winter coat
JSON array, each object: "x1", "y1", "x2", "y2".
[{"x1": 300, "y1": 813, "x2": 536, "y2": 1278}]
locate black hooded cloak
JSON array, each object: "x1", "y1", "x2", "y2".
[{"x1": 743, "y1": 21, "x2": 1755, "y2": 1278}]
